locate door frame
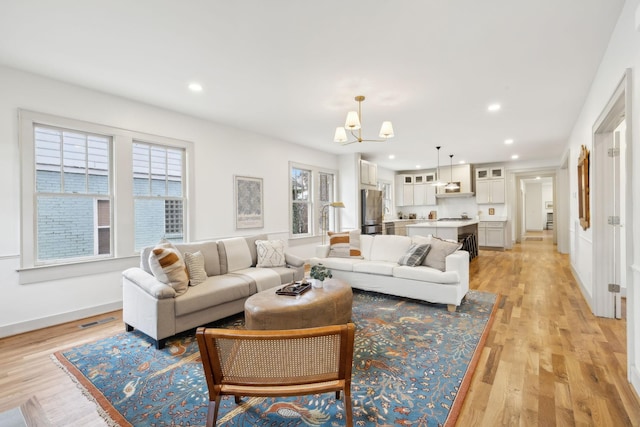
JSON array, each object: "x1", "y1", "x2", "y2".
[
  {"x1": 591, "y1": 70, "x2": 631, "y2": 319},
  {"x1": 513, "y1": 169, "x2": 557, "y2": 245}
]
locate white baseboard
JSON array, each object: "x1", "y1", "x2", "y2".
[
  {"x1": 630, "y1": 365, "x2": 640, "y2": 398},
  {"x1": 570, "y1": 263, "x2": 594, "y2": 313},
  {"x1": 0, "y1": 301, "x2": 123, "y2": 339}
]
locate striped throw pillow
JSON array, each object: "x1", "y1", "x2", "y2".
[
  {"x1": 398, "y1": 243, "x2": 431, "y2": 267},
  {"x1": 148, "y1": 244, "x2": 189, "y2": 296},
  {"x1": 328, "y1": 230, "x2": 362, "y2": 258},
  {"x1": 184, "y1": 251, "x2": 207, "y2": 286}
]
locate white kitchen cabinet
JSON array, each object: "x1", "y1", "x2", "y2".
[
  {"x1": 476, "y1": 179, "x2": 505, "y2": 204},
  {"x1": 413, "y1": 173, "x2": 436, "y2": 206},
  {"x1": 395, "y1": 174, "x2": 414, "y2": 206},
  {"x1": 360, "y1": 159, "x2": 378, "y2": 186},
  {"x1": 437, "y1": 164, "x2": 474, "y2": 194},
  {"x1": 475, "y1": 167, "x2": 504, "y2": 204},
  {"x1": 478, "y1": 221, "x2": 506, "y2": 249}
]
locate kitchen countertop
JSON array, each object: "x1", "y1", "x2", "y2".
[{"x1": 406, "y1": 219, "x2": 479, "y2": 228}]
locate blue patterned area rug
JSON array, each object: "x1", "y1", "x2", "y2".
[{"x1": 54, "y1": 290, "x2": 498, "y2": 426}]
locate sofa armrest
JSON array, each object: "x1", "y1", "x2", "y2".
[
  {"x1": 315, "y1": 245, "x2": 330, "y2": 258},
  {"x1": 284, "y1": 252, "x2": 305, "y2": 268},
  {"x1": 122, "y1": 267, "x2": 176, "y2": 299},
  {"x1": 445, "y1": 250, "x2": 470, "y2": 293}
]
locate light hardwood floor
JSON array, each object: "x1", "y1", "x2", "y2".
[{"x1": 1, "y1": 235, "x2": 639, "y2": 426}]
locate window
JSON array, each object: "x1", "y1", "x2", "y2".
[
  {"x1": 34, "y1": 125, "x2": 112, "y2": 263},
  {"x1": 133, "y1": 143, "x2": 185, "y2": 250},
  {"x1": 378, "y1": 181, "x2": 392, "y2": 219},
  {"x1": 291, "y1": 166, "x2": 311, "y2": 236},
  {"x1": 19, "y1": 110, "x2": 193, "y2": 279},
  {"x1": 290, "y1": 163, "x2": 338, "y2": 238}
]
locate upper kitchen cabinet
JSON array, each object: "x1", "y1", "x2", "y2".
[
  {"x1": 413, "y1": 173, "x2": 436, "y2": 206},
  {"x1": 475, "y1": 167, "x2": 505, "y2": 204},
  {"x1": 360, "y1": 159, "x2": 378, "y2": 187},
  {"x1": 395, "y1": 174, "x2": 414, "y2": 206}
]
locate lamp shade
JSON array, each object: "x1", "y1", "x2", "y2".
[
  {"x1": 334, "y1": 127, "x2": 348, "y2": 143},
  {"x1": 344, "y1": 111, "x2": 361, "y2": 130},
  {"x1": 379, "y1": 121, "x2": 394, "y2": 138}
]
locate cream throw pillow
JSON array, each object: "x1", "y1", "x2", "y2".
[
  {"x1": 184, "y1": 251, "x2": 207, "y2": 286},
  {"x1": 423, "y1": 237, "x2": 462, "y2": 271},
  {"x1": 148, "y1": 243, "x2": 189, "y2": 296},
  {"x1": 256, "y1": 240, "x2": 286, "y2": 268}
]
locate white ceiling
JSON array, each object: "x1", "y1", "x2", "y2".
[{"x1": 0, "y1": 1, "x2": 625, "y2": 171}]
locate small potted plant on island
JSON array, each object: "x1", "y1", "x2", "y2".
[{"x1": 309, "y1": 263, "x2": 332, "y2": 289}]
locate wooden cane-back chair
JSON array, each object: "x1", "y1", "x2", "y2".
[{"x1": 196, "y1": 323, "x2": 355, "y2": 426}]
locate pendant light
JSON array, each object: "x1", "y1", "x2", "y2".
[
  {"x1": 445, "y1": 154, "x2": 460, "y2": 191},
  {"x1": 432, "y1": 146, "x2": 447, "y2": 187}
]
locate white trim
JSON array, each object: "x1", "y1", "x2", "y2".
[
  {"x1": 18, "y1": 256, "x2": 138, "y2": 285},
  {"x1": 571, "y1": 264, "x2": 594, "y2": 313},
  {"x1": 0, "y1": 301, "x2": 122, "y2": 339},
  {"x1": 19, "y1": 109, "x2": 194, "y2": 273}
]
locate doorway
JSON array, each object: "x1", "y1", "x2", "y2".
[
  {"x1": 592, "y1": 71, "x2": 630, "y2": 320},
  {"x1": 514, "y1": 171, "x2": 557, "y2": 246}
]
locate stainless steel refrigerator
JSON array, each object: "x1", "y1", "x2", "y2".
[{"x1": 361, "y1": 189, "x2": 383, "y2": 235}]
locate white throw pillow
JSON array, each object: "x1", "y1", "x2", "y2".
[
  {"x1": 148, "y1": 243, "x2": 189, "y2": 296},
  {"x1": 256, "y1": 240, "x2": 286, "y2": 268},
  {"x1": 184, "y1": 251, "x2": 207, "y2": 286}
]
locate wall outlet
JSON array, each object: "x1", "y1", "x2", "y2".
[{"x1": 489, "y1": 208, "x2": 495, "y2": 215}]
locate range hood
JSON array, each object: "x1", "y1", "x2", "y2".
[{"x1": 436, "y1": 192, "x2": 475, "y2": 199}]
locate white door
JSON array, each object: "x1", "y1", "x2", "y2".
[{"x1": 608, "y1": 121, "x2": 625, "y2": 318}]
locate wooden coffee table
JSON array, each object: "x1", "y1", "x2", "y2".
[{"x1": 244, "y1": 278, "x2": 353, "y2": 330}]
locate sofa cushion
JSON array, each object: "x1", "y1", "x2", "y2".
[
  {"x1": 231, "y1": 267, "x2": 282, "y2": 292},
  {"x1": 369, "y1": 235, "x2": 412, "y2": 263},
  {"x1": 328, "y1": 230, "x2": 362, "y2": 258},
  {"x1": 256, "y1": 240, "x2": 286, "y2": 267},
  {"x1": 424, "y1": 237, "x2": 462, "y2": 271},
  {"x1": 352, "y1": 261, "x2": 396, "y2": 276},
  {"x1": 359, "y1": 234, "x2": 374, "y2": 260},
  {"x1": 184, "y1": 251, "x2": 207, "y2": 286},
  {"x1": 393, "y1": 265, "x2": 460, "y2": 284},
  {"x1": 218, "y1": 237, "x2": 253, "y2": 272},
  {"x1": 148, "y1": 244, "x2": 189, "y2": 296},
  {"x1": 245, "y1": 234, "x2": 269, "y2": 266},
  {"x1": 309, "y1": 257, "x2": 361, "y2": 272},
  {"x1": 174, "y1": 275, "x2": 253, "y2": 316},
  {"x1": 398, "y1": 243, "x2": 431, "y2": 267},
  {"x1": 175, "y1": 241, "x2": 221, "y2": 276}
]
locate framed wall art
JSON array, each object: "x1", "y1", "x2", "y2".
[
  {"x1": 234, "y1": 175, "x2": 264, "y2": 229},
  {"x1": 577, "y1": 145, "x2": 590, "y2": 230}
]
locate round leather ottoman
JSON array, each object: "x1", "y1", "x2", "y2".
[{"x1": 244, "y1": 278, "x2": 353, "y2": 330}]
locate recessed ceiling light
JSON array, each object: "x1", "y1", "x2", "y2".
[
  {"x1": 536, "y1": 176, "x2": 541, "y2": 180},
  {"x1": 188, "y1": 83, "x2": 203, "y2": 92},
  {"x1": 458, "y1": 160, "x2": 465, "y2": 164},
  {"x1": 388, "y1": 154, "x2": 395, "y2": 159},
  {"x1": 415, "y1": 165, "x2": 421, "y2": 169},
  {"x1": 504, "y1": 139, "x2": 514, "y2": 144},
  {"x1": 488, "y1": 103, "x2": 501, "y2": 112},
  {"x1": 511, "y1": 154, "x2": 519, "y2": 160}
]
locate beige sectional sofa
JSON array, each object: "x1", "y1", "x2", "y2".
[
  {"x1": 309, "y1": 233, "x2": 469, "y2": 311},
  {"x1": 122, "y1": 234, "x2": 305, "y2": 348}
]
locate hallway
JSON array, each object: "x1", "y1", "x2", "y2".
[{"x1": 458, "y1": 236, "x2": 639, "y2": 425}]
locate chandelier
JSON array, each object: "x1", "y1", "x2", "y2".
[{"x1": 334, "y1": 95, "x2": 394, "y2": 145}]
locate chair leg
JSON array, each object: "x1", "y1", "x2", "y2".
[
  {"x1": 207, "y1": 395, "x2": 221, "y2": 427},
  {"x1": 234, "y1": 395, "x2": 241, "y2": 404},
  {"x1": 335, "y1": 391, "x2": 341, "y2": 399},
  {"x1": 343, "y1": 387, "x2": 353, "y2": 427}
]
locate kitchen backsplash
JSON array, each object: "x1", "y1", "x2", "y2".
[{"x1": 395, "y1": 197, "x2": 507, "y2": 220}]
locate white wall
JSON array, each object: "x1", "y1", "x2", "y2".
[
  {"x1": 565, "y1": 0, "x2": 640, "y2": 394},
  {"x1": 0, "y1": 65, "x2": 339, "y2": 337}
]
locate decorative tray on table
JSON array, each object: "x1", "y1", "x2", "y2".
[{"x1": 275, "y1": 281, "x2": 311, "y2": 296}]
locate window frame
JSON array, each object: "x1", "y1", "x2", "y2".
[
  {"x1": 19, "y1": 110, "x2": 194, "y2": 284},
  {"x1": 289, "y1": 161, "x2": 339, "y2": 239}
]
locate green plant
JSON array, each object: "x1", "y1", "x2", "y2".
[{"x1": 310, "y1": 263, "x2": 332, "y2": 281}]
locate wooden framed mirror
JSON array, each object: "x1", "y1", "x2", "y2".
[{"x1": 577, "y1": 145, "x2": 590, "y2": 230}]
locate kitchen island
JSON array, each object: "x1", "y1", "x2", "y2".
[{"x1": 406, "y1": 219, "x2": 479, "y2": 258}]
